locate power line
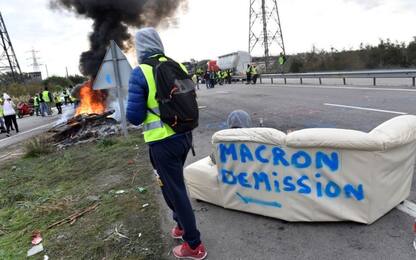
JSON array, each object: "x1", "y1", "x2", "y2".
[
  {"x1": 27, "y1": 48, "x2": 42, "y2": 72},
  {"x1": 249, "y1": 0, "x2": 286, "y2": 72},
  {"x1": 0, "y1": 11, "x2": 22, "y2": 83}
]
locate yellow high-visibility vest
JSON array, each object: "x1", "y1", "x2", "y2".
[
  {"x1": 42, "y1": 91, "x2": 51, "y2": 103},
  {"x1": 33, "y1": 96, "x2": 39, "y2": 106},
  {"x1": 139, "y1": 56, "x2": 176, "y2": 143}
]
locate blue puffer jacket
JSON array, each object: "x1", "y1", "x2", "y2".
[
  {"x1": 126, "y1": 27, "x2": 166, "y2": 126},
  {"x1": 126, "y1": 67, "x2": 148, "y2": 126}
]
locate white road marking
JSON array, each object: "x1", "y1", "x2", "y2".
[
  {"x1": 396, "y1": 200, "x2": 416, "y2": 218},
  {"x1": 0, "y1": 121, "x2": 56, "y2": 144},
  {"x1": 198, "y1": 106, "x2": 207, "y2": 109},
  {"x1": 254, "y1": 84, "x2": 416, "y2": 92},
  {"x1": 323, "y1": 103, "x2": 408, "y2": 115}
]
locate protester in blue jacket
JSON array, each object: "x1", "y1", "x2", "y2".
[{"x1": 126, "y1": 28, "x2": 207, "y2": 260}]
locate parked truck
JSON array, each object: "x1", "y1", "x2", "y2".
[{"x1": 217, "y1": 51, "x2": 252, "y2": 76}]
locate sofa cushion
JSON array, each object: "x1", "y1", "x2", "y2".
[
  {"x1": 286, "y1": 128, "x2": 384, "y2": 151},
  {"x1": 213, "y1": 128, "x2": 286, "y2": 146}
]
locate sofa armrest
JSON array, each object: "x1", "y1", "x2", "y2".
[{"x1": 369, "y1": 115, "x2": 416, "y2": 150}]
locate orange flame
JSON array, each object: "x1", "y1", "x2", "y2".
[{"x1": 75, "y1": 81, "x2": 107, "y2": 116}]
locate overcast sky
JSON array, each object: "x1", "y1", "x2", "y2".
[{"x1": 1, "y1": 0, "x2": 416, "y2": 77}]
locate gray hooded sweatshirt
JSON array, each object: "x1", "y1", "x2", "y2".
[{"x1": 135, "y1": 27, "x2": 165, "y2": 64}]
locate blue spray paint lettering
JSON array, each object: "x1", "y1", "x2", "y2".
[
  {"x1": 325, "y1": 181, "x2": 341, "y2": 198},
  {"x1": 272, "y1": 147, "x2": 290, "y2": 166},
  {"x1": 219, "y1": 143, "x2": 238, "y2": 163},
  {"x1": 283, "y1": 176, "x2": 296, "y2": 192},
  {"x1": 344, "y1": 184, "x2": 364, "y2": 201},
  {"x1": 297, "y1": 175, "x2": 312, "y2": 194},
  {"x1": 316, "y1": 151, "x2": 339, "y2": 172},
  {"x1": 253, "y1": 172, "x2": 271, "y2": 191},
  {"x1": 221, "y1": 169, "x2": 237, "y2": 185},
  {"x1": 238, "y1": 172, "x2": 252, "y2": 188},
  {"x1": 291, "y1": 151, "x2": 312, "y2": 169},
  {"x1": 255, "y1": 145, "x2": 269, "y2": 163},
  {"x1": 236, "y1": 192, "x2": 282, "y2": 208},
  {"x1": 240, "y1": 144, "x2": 254, "y2": 163}
]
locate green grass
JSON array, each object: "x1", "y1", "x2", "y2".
[
  {"x1": 24, "y1": 137, "x2": 54, "y2": 158},
  {"x1": 0, "y1": 133, "x2": 163, "y2": 259}
]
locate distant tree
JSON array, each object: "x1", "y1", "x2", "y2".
[
  {"x1": 43, "y1": 76, "x2": 72, "y2": 89},
  {"x1": 68, "y1": 75, "x2": 88, "y2": 85},
  {"x1": 289, "y1": 58, "x2": 304, "y2": 73},
  {"x1": 407, "y1": 37, "x2": 416, "y2": 66}
]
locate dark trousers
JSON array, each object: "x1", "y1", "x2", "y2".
[
  {"x1": 4, "y1": 114, "x2": 19, "y2": 134},
  {"x1": 34, "y1": 106, "x2": 40, "y2": 116},
  {"x1": 246, "y1": 73, "x2": 251, "y2": 84},
  {"x1": 56, "y1": 102, "x2": 63, "y2": 114},
  {"x1": 149, "y1": 133, "x2": 201, "y2": 248},
  {"x1": 252, "y1": 74, "x2": 258, "y2": 84}
]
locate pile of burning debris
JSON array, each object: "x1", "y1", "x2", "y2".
[
  {"x1": 49, "y1": 82, "x2": 122, "y2": 149},
  {"x1": 50, "y1": 110, "x2": 121, "y2": 149}
]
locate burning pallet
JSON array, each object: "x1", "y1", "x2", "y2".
[{"x1": 50, "y1": 110, "x2": 120, "y2": 148}]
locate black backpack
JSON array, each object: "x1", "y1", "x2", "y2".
[{"x1": 143, "y1": 55, "x2": 199, "y2": 133}]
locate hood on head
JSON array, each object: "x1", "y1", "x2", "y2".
[
  {"x1": 3, "y1": 93, "x2": 10, "y2": 100},
  {"x1": 227, "y1": 110, "x2": 252, "y2": 129},
  {"x1": 135, "y1": 27, "x2": 165, "y2": 64}
]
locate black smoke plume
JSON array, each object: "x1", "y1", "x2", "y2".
[{"x1": 50, "y1": 0, "x2": 187, "y2": 77}]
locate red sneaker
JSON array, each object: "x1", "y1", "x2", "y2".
[
  {"x1": 171, "y1": 226, "x2": 184, "y2": 239},
  {"x1": 173, "y1": 242, "x2": 207, "y2": 260}
]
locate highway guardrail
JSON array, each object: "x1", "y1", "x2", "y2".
[{"x1": 237, "y1": 69, "x2": 416, "y2": 87}]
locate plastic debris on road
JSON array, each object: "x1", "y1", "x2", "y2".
[
  {"x1": 115, "y1": 190, "x2": 127, "y2": 195},
  {"x1": 27, "y1": 244, "x2": 44, "y2": 257},
  {"x1": 31, "y1": 230, "x2": 42, "y2": 245},
  {"x1": 137, "y1": 187, "x2": 147, "y2": 193},
  {"x1": 142, "y1": 203, "x2": 149, "y2": 208}
]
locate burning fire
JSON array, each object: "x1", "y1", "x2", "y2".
[{"x1": 75, "y1": 81, "x2": 107, "y2": 116}]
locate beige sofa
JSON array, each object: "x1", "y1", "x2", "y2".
[{"x1": 184, "y1": 115, "x2": 416, "y2": 224}]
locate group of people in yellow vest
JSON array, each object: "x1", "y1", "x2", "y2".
[
  {"x1": 246, "y1": 64, "x2": 259, "y2": 84},
  {"x1": 32, "y1": 87, "x2": 76, "y2": 117},
  {"x1": 200, "y1": 69, "x2": 233, "y2": 89}
]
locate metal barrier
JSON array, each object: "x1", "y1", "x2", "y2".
[{"x1": 241, "y1": 69, "x2": 416, "y2": 87}]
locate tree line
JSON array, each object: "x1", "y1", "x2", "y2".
[{"x1": 284, "y1": 38, "x2": 416, "y2": 73}]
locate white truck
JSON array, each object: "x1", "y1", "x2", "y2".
[{"x1": 217, "y1": 51, "x2": 252, "y2": 76}]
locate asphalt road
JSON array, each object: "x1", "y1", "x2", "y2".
[
  {"x1": 0, "y1": 106, "x2": 72, "y2": 150},
  {"x1": 169, "y1": 82, "x2": 416, "y2": 260},
  {"x1": 2, "y1": 82, "x2": 416, "y2": 259}
]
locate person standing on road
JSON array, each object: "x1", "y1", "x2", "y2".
[
  {"x1": 204, "y1": 71, "x2": 210, "y2": 89},
  {"x1": 246, "y1": 64, "x2": 252, "y2": 84},
  {"x1": 2, "y1": 93, "x2": 19, "y2": 137},
  {"x1": 227, "y1": 69, "x2": 232, "y2": 84},
  {"x1": 42, "y1": 86, "x2": 53, "y2": 116},
  {"x1": 126, "y1": 27, "x2": 207, "y2": 260},
  {"x1": 209, "y1": 70, "x2": 216, "y2": 89},
  {"x1": 33, "y1": 94, "x2": 40, "y2": 116},
  {"x1": 251, "y1": 64, "x2": 259, "y2": 84},
  {"x1": 0, "y1": 98, "x2": 6, "y2": 133},
  {"x1": 54, "y1": 94, "x2": 63, "y2": 115}
]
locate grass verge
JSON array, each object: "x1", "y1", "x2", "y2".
[{"x1": 0, "y1": 133, "x2": 163, "y2": 259}]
